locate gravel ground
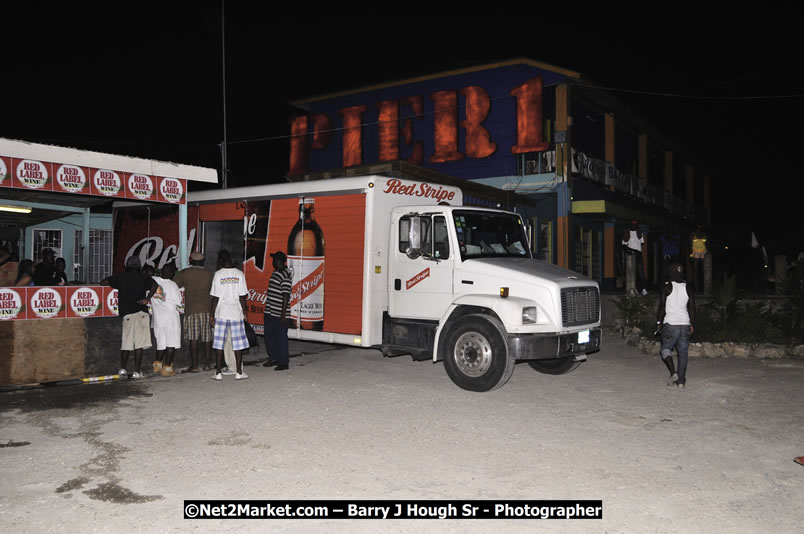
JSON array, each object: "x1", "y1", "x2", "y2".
[{"x1": 1, "y1": 329, "x2": 802, "y2": 533}]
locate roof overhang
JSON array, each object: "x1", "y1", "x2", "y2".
[
  {"x1": 572, "y1": 199, "x2": 683, "y2": 229},
  {"x1": 1, "y1": 137, "x2": 218, "y2": 229}
]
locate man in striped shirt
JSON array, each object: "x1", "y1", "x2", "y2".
[{"x1": 263, "y1": 251, "x2": 292, "y2": 371}]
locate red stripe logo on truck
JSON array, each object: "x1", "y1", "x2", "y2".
[{"x1": 406, "y1": 268, "x2": 430, "y2": 290}]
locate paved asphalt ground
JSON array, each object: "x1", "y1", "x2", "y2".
[{"x1": 1, "y1": 329, "x2": 802, "y2": 533}]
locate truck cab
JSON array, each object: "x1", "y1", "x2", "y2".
[{"x1": 384, "y1": 205, "x2": 601, "y2": 391}]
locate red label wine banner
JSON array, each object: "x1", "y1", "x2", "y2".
[{"x1": 0, "y1": 154, "x2": 186, "y2": 204}]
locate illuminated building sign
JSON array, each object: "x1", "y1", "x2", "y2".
[{"x1": 289, "y1": 63, "x2": 569, "y2": 180}]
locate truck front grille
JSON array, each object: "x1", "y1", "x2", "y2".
[{"x1": 561, "y1": 287, "x2": 600, "y2": 326}]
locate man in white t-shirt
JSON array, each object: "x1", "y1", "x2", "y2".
[
  {"x1": 209, "y1": 250, "x2": 249, "y2": 381},
  {"x1": 150, "y1": 262, "x2": 182, "y2": 377}
]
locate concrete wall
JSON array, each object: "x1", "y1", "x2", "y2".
[{"x1": 1, "y1": 316, "x2": 197, "y2": 386}]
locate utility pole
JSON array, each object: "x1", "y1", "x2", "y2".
[{"x1": 220, "y1": 0, "x2": 229, "y2": 189}]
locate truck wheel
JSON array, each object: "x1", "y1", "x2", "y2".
[
  {"x1": 442, "y1": 314, "x2": 514, "y2": 392},
  {"x1": 527, "y1": 358, "x2": 582, "y2": 375}
]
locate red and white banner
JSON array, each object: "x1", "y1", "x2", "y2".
[
  {"x1": 0, "y1": 287, "x2": 26, "y2": 320},
  {"x1": 55, "y1": 164, "x2": 90, "y2": 194},
  {"x1": 28, "y1": 287, "x2": 66, "y2": 320},
  {"x1": 0, "y1": 153, "x2": 186, "y2": 204},
  {"x1": 66, "y1": 287, "x2": 103, "y2": 318},
  {"x1": 0, "y1": 286, "x2": 118, "y2": 321}
]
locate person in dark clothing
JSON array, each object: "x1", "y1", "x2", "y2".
[
  {"x1": 262, "y1": 251, "x2": 292, "y2": 371},
  {"x1": 656, "y1": 263, "x2": 696, "y2": 389},
  {"x1": 102, "y1": 256, "x2": 158, "y2": 378},
  {"x1": 33, "y1": 248, "x2": 59, "y2": 286},
  {"x1": 55, "y1": 257, "x2": 69, "y2": 285},
  {"x1": 15, "y1": 259, "x2": 34, "y2": 286}
]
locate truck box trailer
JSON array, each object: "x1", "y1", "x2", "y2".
[{"x1": 171, "y1": 175, "x2": 600, "y2": 391}]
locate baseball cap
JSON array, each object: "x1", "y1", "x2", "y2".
[
  {"x1": 126, "y1": 256, "x2": 141, "y2": 269},
  {"x1": 190, "y1": 251, "x2": 205, "y2": 261}
]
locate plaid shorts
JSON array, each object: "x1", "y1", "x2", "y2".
[
  {"x1": 212, "y1": 319, "x2": 248, "y2": 351},
  {"x1": 183, "y1": 313, "x2": 212, "y2": 342}
]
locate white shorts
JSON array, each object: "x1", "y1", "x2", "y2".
[
  {"x1": 154, "y1": 325, "x2": 181, "y2": 350},
  {"x1": 121, "y1": 311, "x2": 152, "y2": 351},
  {"x1": 153, "y1": 313, "x2": 181, "y2": 350}
]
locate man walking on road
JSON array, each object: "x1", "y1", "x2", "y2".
[
  {"x1": 656, "y1": 263, "x2": 696, "y2": 389},
  {"x1": 174, "y1": 251, "x2": 214, "y2": 372},
  {"x1": 263, "y1": 251, "x2": 292, "y2": 371},
  {"x1": 209, "y1": 250, "x2": 249, "y2": 381}
]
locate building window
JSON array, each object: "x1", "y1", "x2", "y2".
[
  {"x1": 74, "y1": 229, "x2": 113, "y2": 283},
  {"x1": 533, "y1": 218, "x2": 553, "y2": 263},
  {"x1": 574, "y1": 227, "x2": 600, "y2": 280},
  {"x1": 33, "y1": 229, "x2": 63, "y2": 263}
]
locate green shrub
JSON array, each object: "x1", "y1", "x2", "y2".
[
  {"x1": 783, "y1": 257, "x2": 804, "y2": 335},
  {"x1": 612, "y1": 294, "x2": 656, "y2": 333},
  {"x1": 709, "y1": 273, "x2": 739, "y2": 330}
]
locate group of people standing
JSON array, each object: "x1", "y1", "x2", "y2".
[
  {"x1": 621, "y1": 221, "x2": 709, "y2": 294},
  {"x1": 1, "y1": 247, "x2": 70, "y2": 287},
  {"x1": 103, "y1": 249, "x2": 294, "y2": 382}
]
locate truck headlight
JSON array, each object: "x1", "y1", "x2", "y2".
[{"x1": 522, "y1": 306, "x2": 538, "y2": 324}]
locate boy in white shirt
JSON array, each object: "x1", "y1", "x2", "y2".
[
  {"x1": 209, "y1": 250, "x2": 249, "y2": 381},
  {"x1": 150, "y1": 262, "x2": 182, "y2": 377}
]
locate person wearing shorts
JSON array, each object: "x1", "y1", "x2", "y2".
[
  {"x1": 103, "y1": 256, "x2": 158, "y2": 379},
  {"x1": 209, "y1": 250, "x2": 249, "y2": 381},
  {"x1": 174, "y1": 251, "x2": 214, "y2": 372},
  {"x1": 150, "y1": 262, "x2": 182, "y2": 377}
]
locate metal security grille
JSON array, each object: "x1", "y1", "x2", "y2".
[
  {"x1": 33, "y1": 229, "x2": 63, "y2": 263},
  {"x1": 74, "y1": 230, "x2": 113, "y2": 283},
  {"x1": 561, "y1": 287, "x2": 600, "y2": 326}
]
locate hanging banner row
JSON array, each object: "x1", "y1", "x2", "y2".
[
  {"x1": 0, "y1": 286, "x2": 120, "y2": 320},
  {"x1": 0, "y1": 155, "x2": 186, "y2": 204}
]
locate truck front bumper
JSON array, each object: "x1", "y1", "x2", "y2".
[{"x1": 508, "y1": 327, "x2": 601, "y2": 360}]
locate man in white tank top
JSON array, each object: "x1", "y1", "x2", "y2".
[{"x1": 656, "y1": 263, "x2": 696, "y2": 389}]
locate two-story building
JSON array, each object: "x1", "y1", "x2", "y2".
[{"x1": 286, "y1": 58, "x2": 710, "y2": 291}]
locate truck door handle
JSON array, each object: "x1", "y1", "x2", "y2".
[
  {"x1": 461, "y1": 280, "x2": 474, "y2": 285},
  {"x1": 394, "y1": 279, "x2": 401, "y2": 290}
]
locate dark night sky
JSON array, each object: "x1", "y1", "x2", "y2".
[{"x1": 2, "y1": 6, "x2": 803, "y2": 257}]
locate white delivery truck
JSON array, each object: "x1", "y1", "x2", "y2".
[{"x1": 188, "y1": 175, "x2": 601, "y2": 391}]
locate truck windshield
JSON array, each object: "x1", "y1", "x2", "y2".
[{"x1": 453, "y1": 210, "x2": 531, "y2": 261}]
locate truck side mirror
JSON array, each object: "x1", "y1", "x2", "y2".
[
  {"x1": 523, "y1": 218, "x2": 532, "y2": 251},
  {"x1": 406, "y1": 216, "x2": 422, "y2": 259}
]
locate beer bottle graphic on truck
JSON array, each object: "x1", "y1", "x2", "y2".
[{"x1": 287, "y1": 198, "x2": 325, "y2": 331}]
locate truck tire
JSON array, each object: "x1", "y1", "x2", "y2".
[
  {"x1": 442, "y1": 314, "x2": 514, "y2": 392},
  {"x1": 527, "y1": 357, "x2": 582, "y2": 375}
]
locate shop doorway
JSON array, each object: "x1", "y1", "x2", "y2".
[{"x1": 201, "y1": 220, "x2": 244, "y2": 270}]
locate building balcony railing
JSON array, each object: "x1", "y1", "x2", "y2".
[{"x1": 519, "y1": 150, "x2": 699, "y2": 221}]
